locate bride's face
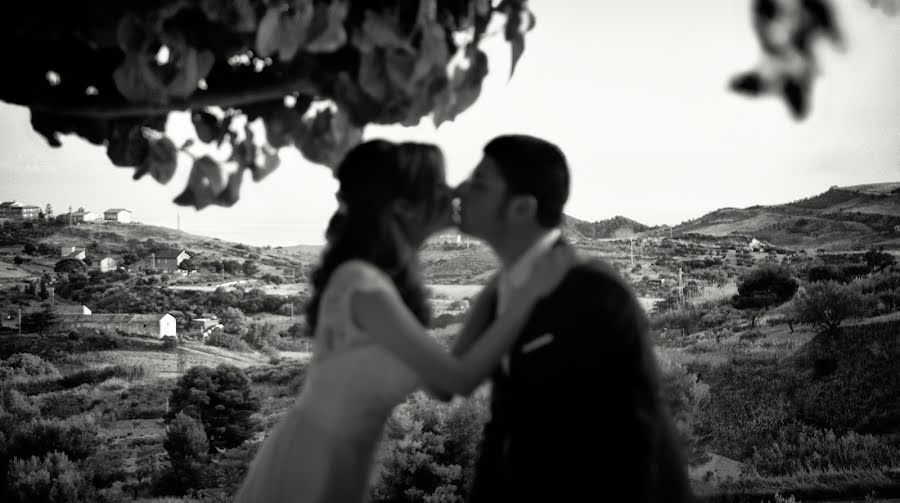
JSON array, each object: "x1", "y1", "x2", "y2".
[{"x1": 391, "y1": 165, "x2": 453, "y2": 247}]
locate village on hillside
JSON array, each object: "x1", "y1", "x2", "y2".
[{"x1": 0, "y1": 200, "x2": 225, "y2": 341}]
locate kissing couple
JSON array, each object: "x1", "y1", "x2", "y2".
[{"x1": 235, "y1": 134, "x2": 694, "y2": 503}]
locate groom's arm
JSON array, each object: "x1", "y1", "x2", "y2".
[{"x1": 425, "y1": 276, "x2": 499, "y2": 402}]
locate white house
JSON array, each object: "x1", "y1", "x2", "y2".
[
  {"x1": 59, "y1": 246, "x2": 86, "y2": 260},
  {"x1": 104, "y1": 209, "x2": 132, "y2": 223},
  {"x1": 142, "y1": 250, "x2": 190, "y2": 272},
  {"x1": 0, "y1": 201, "x2": 40, "y2": 220},
  {"x1": 53, "y1": 304, "x2": 92, "y2": 315},
  {"x1": 99, "y1": 256, "x2": 118, "y2": 273},
  {"x1": 193, "y1": 318, "x2": 224, "y2": 340},
  {"x1": 58, "y1": 211, "x2": 99, "y2": 224},
  {"x1": 57, "y1": 313, "x2": 177, "y2": 339}
]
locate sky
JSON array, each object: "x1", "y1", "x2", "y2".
[{"x1": 1, "y1": 0, "x2": 898, "y2": 246}]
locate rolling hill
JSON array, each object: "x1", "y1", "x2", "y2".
[{"x1": 660, "y1": 183, "x2": 900, "y2": 250}]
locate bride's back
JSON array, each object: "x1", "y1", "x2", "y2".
[{"x1": 299, "y1": 260, "x2": 420, "y2": 438}]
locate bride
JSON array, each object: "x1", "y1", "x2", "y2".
[{"x1": 234, "y1": 139, "x2": 574, "y2": 503}]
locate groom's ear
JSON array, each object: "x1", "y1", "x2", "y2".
[{"x1": 507, "y1": 194, "x2": 538, "y2": 222}]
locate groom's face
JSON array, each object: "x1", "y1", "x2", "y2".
[{"x1": 457, "y1": 156, "x2": 509, "y2": 242}]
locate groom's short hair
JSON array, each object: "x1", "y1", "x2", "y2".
[{"x1": 484, "y1": 135, "x2": 569, "y2": 228}]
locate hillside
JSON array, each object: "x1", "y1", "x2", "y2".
[
  {"x1": 663, "y1": 183, "x2": 900, "y2": 250},
  {"x1": 565, "y1": 214, "x2": 651, "y2": 240},
  {"x1": 0, "y1": 221, "x2": 312, "y2": 282}
]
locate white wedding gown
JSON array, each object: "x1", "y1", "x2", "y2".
[{"x1": 234, "y1": 260, "x2": 420, "y2": 503}]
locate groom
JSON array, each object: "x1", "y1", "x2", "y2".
[{"x1": 448, "y1": 135, "x2": 694, "y2": 502}]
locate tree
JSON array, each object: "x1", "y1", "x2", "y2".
[
  {"x1": 44, "y1": 204, "x2": 53, "y2": 220},
  {"x1": 22, "y1": 243, "x2": 37, "y2": 255},
  {"x1": 864, "y1": 247, "x2": 896, "y2": 272},
  {"x1": 54, "y1": 258, "x2": 87, "y2": 275},
  {"x1": 241, "y1": 259, "x2": 260, "y2": 276},
  {"x1": 0, "y1": 0, "x2": 535, "y2": 210},
  {"x1": 76, "y1": 207, "x2": 85, "y2": 213},
  {"x1": 20, "y1": 309, "x2": 59, "y2": 335},
  {"x1": 5, "y1": 451, "x2": 90, "y2": 503},
  {"x1": 38, "y1": 281, "x2": 50, "y2": 301},
  {"x1": 793, "y1": 280, "x2": 872, "y2": 332},
  {"x1": 734, "y1": 264, "x2": 800, "y2": 325},
  {"x1": 121, "y1": 252, "x2": 139, "y2": 266},
  {"x1": 178, "y1": 258, "x2": 196, "y2": 271},
  {"x1": 160, "y1": 412, "x2": 209, "y2": 494},
  {"x1": 166, "y1": 364, "x2": 260, "y2": 452},
  {"x1": 733, "y1": 264, "x2": 799, "y2": 325}
]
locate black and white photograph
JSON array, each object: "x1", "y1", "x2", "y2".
[{"x1": 0, "y1": 1, "x2": 898, "y2": 502}]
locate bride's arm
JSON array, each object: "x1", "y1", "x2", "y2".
[
  {"x1": 424, "y1": 277, "x2": 499, "y2": 401},
  {"x1": 352, "y1": 284, "x2": 537, "y2": 397},
  {"x1": 449, "y1": 275, "x2": 499, "y2": 357}
]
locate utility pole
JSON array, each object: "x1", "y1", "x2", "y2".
[
  {"x1": 68, "y1": 205, "x2": 73, "y2": 226},
  {"x1": 678, "y1": 267, "x2": 684, "y2": 306},
  {"x1": 630, "y1": 238, "x2": 635, "y2": 267}
]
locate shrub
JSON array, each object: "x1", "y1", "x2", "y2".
[
  {"x1": 35, "y1": 387, "x2": 99, "y2": 419},
  {"x1": 54, "y1": 258, "x2": 87, "y2": 275},
  {"x1": 161, "y1": 336, "x2": 178, "y2": 351},
  {"x1": 206, "y1": 331, "x2": 251, "y2": 352},
  {"x1": 242, "y1": 322, "x2": 278, "y2": 350},
  {"x1": 431, "y1": 312, "x2": 465, "y2": 329},
  {"x1": 657, "y1": 357, "x2": 711, "y2": 466},
  {"x1": 750, "y1": 421, "x2": 900, "y2": 476},
  {"x1": 864, "y1": 247, "x2": 896, "y2": 272},
  {"x1": 371, "y1": 392, "x2": 489, "y2": 503},
  {"x1": 6, "y1": 451, "x2": 90, "y2": 503},
  {"x1": 166, "y1": 365, "x2": 261, "y2": 452},
  {"x1": 793, "y1": 281, "x2": 872, "y2": 332},
  {"x1": 8, "y1": 414, "x2": 99, "y2": 462},
  {"x1": 0, "y1": 353, "x2": 59, "y2": 381}
]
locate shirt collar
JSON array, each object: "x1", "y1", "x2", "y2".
[{"x1": 503, "y1": 227, "x2": 562, "y2": 289}]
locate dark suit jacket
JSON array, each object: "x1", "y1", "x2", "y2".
[{"x1": 468, "y1": 253, "x2": 694, "y2": 503}]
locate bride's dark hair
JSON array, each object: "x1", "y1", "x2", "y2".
[{"x1": 305, "y1": 139, "x2": 445, "y2": 334}]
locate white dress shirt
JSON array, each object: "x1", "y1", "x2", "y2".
[{"x1": 496, "y1": 227, "x2": 562, "y2": 374}]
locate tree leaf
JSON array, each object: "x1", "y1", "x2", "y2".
[
  {"x1": 202, "y1": 0, "x2": 258, "y2": 33},
  {"x1": 358, "y1": 50, "x2": 390, "y2": 102},
  {"x1": 250, "y1": 148, "x2": 280, "y2": 182},
  {"x1": 115, "y1": 13, "x2": 152, "y2": 53},
  {"x1": 113, "y1": 54, "x2": 168, "y2": 104},
  {"x1": 304, "y1": 0, "x2": 349, "y2": 53},
  {"x1": 142, "y1": 136, "x2": 178, "y2": 185},
  {"x1": 107, "y1": 122, "x2": 149, "y2": 167},
  {"x1": 355, "y1": 10, "x2": 413, "y2": 53},
  {"x1": 411, "y1": 22, "x2": 449, "y2": 84},
  {"x1": 173, "y1": 156, "x2": 225, "y2": 210},
  {"x1": 192, "y1": 111, "x2": 221, "y2": 143},
  {"x1": 504, "y1": 5, "x2": 525, "y2": 79},
  {"x1": 255, "y1": 2, "x2": 314, "y2": 62},
  {"x1": 293, "y1": 106, "x2": 363, "y2": 169},
  {"x1": 215, "y1": 167, "x2": 245, "y2": 207},
  {"x1": 433, "y1": 48, "x2": 488, "y2": 126}
]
